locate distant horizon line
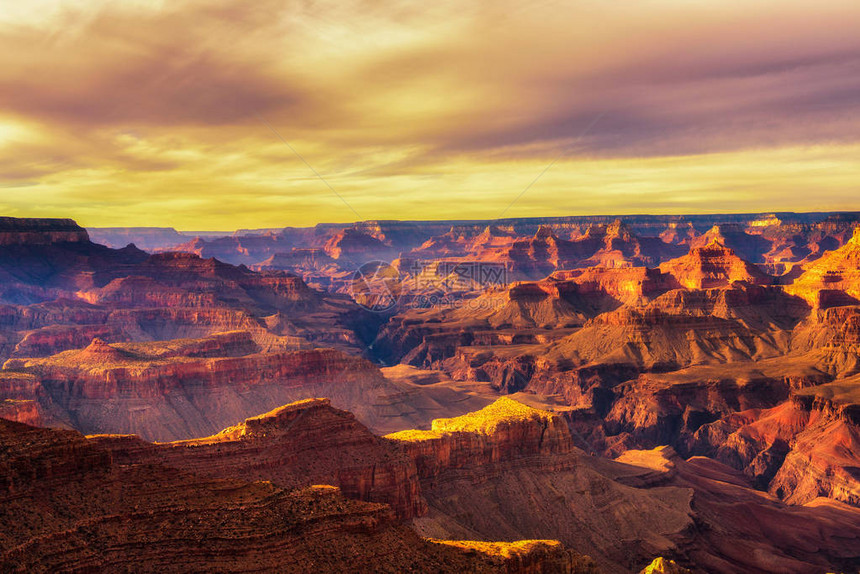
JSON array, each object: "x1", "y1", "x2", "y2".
[
  {"x1": 84, "y1": 209, "x2": 860, "y2": 235},
  {"x1": 4, "y1": 210, "x2": 860, "y2": 236}
]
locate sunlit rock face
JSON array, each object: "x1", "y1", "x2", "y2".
[
  {"x1": 786, "y1": 226, "x2": 860, "y2": 307},
  {"x1": 659, "y1": 240, "x2": 773, "y2": 290}
]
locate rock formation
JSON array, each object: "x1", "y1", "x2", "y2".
[
  {"x1": 385, "y1": 398, "x2": 859, "y2": 573},
  {"x1": 4, "y1": 335, "x2": 475, "y2": 440},
  {"x1": 0, "y1": 217, "x2": 90, "y2": 246},
  {"x1": 638, "y1": 557, "x2": 692, "y2": 574},
  {"x1": 0, "y1": 416, "x2": 589, "y2": 573},
  {"x1": 87, "y1": 226, "x2": 190, "y2": 251},
  {"x1": 94, "y1": 398, "x2": 427, "y2": 519},
  {"x1": 610, "y1": 447, "x2": 860, "y2": 573},
  {"x1": 4, "y1": 213, "x2": 860, "y2": 572},
  {"x1": 786, "y1": 225, "x2": 860, "y2": 306},
  {"x1": 0, "y1": 399, "x2": 41, "y2": 426},
  {"x1": 659, "y1": 240, "x2": 772, "y2": 289}
]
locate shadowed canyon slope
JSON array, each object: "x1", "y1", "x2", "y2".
[
  {"x1": 4, "y1": 396, "x2": 856, "y2": 573},
  {"x1": 0, "y1": 411, "x2": 596, "y2": 573},
  {"x1": 4, "y1": 214, "x2": 860, "y2": 572},
  {"x1": 0, "y1": 218, "x2": 500, "y2": 441}
]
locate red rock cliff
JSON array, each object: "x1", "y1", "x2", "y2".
[
  {"x1": 0, "y1": 217, "x2": 90, "y2": 246},
  {"x1": 95, "y1": 398, "x2": 427, "y2": 520},
  {"x1": 1, "y1": 417, "x2": 579, "y2": 573},
  {"x1": 386, "y1": 397, "x2": 574, "y2": 480}
]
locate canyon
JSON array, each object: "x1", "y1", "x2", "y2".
[
  {"x1": 0, "y1": 411, "x2": 596, "y2": 573},
  {"x1": 2, "y1": 214, "x2": 860, "y2": 572}
]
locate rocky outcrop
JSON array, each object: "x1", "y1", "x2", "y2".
[
  {"x1": 790, "y1": 305, "x2": 860, "y2": 375},
  {"x1": 6, "y1": 341, "x2": 410, "y2": 440},
  {"x1": 0, "y1": 217, "x2": 369, "y2": 364},
  {"x1": 786, "y1": 226, "x2": 860, "y2": 306},
  {"x1": 389, "y1": 398, "x2": 696, "y2": 573},
  {"x1": 689, "y1": 224, "x2": 771, "y2": 264},
  {"x1": 0, "y1": 299, "x2": 112, "y2": 333},
  {"x1": 87, "y1": 226, "x2": 189, "y2": 250},
  {"x1": 770, "y1": 381, "x2": 860, "y2": 505},
  {"x1": 324, "y1": 227, "x2": 398, "y2": 263},
  {"x1": 371, "y1": 267, "x2": 678, "y2": 368},
  {"x1": 429, "y1": 539, "x2": 601, "y2": 574},
  {"x1": 0, "y1": 419, "x2": 110, "y2": 495},
  {"x1": 577, "y1": 220, "x2": 686, "y2": 269},
  {"x1": 0, "y1": 400, "x2": 41, "y2": 426},
  {"x1": 252, "y1": 248, "x2": 340, "y2": 278},
  {"x1": 688, "y1": 376, "x2": 860, "y2": 506},
  {"x1": 479, "y1": 267, "x2": 681, "y2": 328},
  {"x1": 638, "y1": 557, "x2": 692, "y2": 574},
  {"x1": 610, "y1": 448, "x2": 860, "y2": 573},
  {"x1": 502, "y1": 226, "x2": 590, "y2": 279},
  {"x1": 119, "y1": 330, "x2": 260, "y2": 358},
  {"x1": 605, "y1": 368, "x2": 793, "y2": 450},
  {"x1": 549, "y1": 266, "x2": 677, "y2": 306},
  {"x1": 95, "y1": 398, "x2": 427, "y2": 520},
  {"x1": 659, "y1": 240, "x2": 772, "y2": 289},
  {"x1": 0, "y1": 371, "x2": 41, "y2": 400},
  {"x1": 11, "y1": 323, "x2": 129, "y2": 358},
  {"x1": 0, "y1": 418, "x2": 580, "y2": 574},
  {"x1": 101, "y1": 306, "x2": 312, "y2": 349},
  {"x1": 77, "y1": 275, "x2": 221, "y2": 307},
  {"x1": 0, "y1": 218, "x2": 89, "y2": 246},
  {"x1": 387, "y1": 397, "x2": 574, "y2": 479},
  {"x1": 171, "y1": 232, "x2": 308, "y2": 267},
  {"x1": 646, "y1": 283, "x2": 808, "y2": 328},
  {"x1": 393, "y1": 396, "x2": 856, "y2": 573},
  {"x1": 4, "y1": 333, "x2": 514, "y2": 440},
  {"x1": 553, "y1": 309, "x2": 780, "y2": 374},
  {"x1": 529, "y1": 283, "x2": 808, "y2": 398},
  {"x1": 9, "y1": 341, "x2": 379, "y2": 399}
]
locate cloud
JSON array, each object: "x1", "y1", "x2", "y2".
[{"x1": 0, "y1": 0, "x2": 859, "y2": 227}]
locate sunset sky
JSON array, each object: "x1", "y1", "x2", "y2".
[{"x1": 1, "y1": 0, "x2": 859, "y2": 229}]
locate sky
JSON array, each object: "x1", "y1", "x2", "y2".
[{"x1": 1, "y1": 0, "x2": 859, "y2": 229}]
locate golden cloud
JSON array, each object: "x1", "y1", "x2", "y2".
[{"x1": 1, "y1": 0, "x2": 859, "y2": 228}]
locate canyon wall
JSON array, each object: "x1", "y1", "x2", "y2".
[{"x1": 1, "y1": 416, "x2": 592, "y2": 573}]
